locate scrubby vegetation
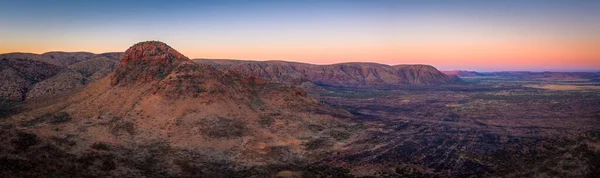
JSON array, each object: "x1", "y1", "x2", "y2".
[
  {"x1": 312, "y1": 77, "x2": 600, "y2": 177},
  {"x1": 303, "y1": 138, "x2": 331, "y2": 150},
  {"x1": 109, "y1": 119, "x2": 136, "y2": 135},
  {"x1": 0, "y1": 100, "x2": 21, "y2": 118},
  {"x1": 91, "y1": 142, "x2": 111, "y2": 151},
  {"x1": 197, "y1": 116, "x2": 248, "y2": 139},
  {"x1": 22, "y1": 111, "x2": 72, "y2": 126},
  {"x1": 258, "y1": 115, "x2": 274, "y2": 127}
]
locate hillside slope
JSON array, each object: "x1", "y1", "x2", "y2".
[
  {"x1": 1, "y1": 41, "x2": 356, "y2": 177},
  {"x1": 0, "y1": 52, "x2": 121, "y2": 101}
]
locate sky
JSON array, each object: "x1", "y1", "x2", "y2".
[{"x1": 0, "y1": 0, "x2": 599, "y2": 71}]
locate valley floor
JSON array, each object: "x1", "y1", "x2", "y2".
[
  {"x1": 312, "y1": 78, "x2": 600, "y2": 177},
  {"x1": 1, "y1": 77, "x2": 600, "y2": 177}
]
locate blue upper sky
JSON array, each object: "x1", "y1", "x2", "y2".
[{"x1": 1, "y1": 0, "x2": 599, "y2": 71}]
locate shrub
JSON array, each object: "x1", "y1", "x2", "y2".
[
  {"x1": 100, "y1": 159, "x2": 116, "y2": 171},
  {"x1": 49, "y1": 112, "x2": 71, "y2": 124},
  {"x1": 109, "y1": 120, "x2": 136, "y2": 135},
  {"x1": 11, "y1": 132, "x2": 39, "y2": 150},
  {"x1": 91, "y1": 142, "x2": 111, "y2": 151},
  {"x1": 23, "y1": 111, "x2": 72, "y2": 126},
  {"x1": 302, "y1": 138, "x2": 330, "y2": 150},
  {"x1": 327, "y1": 130, "x2": 351, "y2": 141},
  {"x1": 197, "y1": 116, "x2": 248, "y2": 139},
  {"x1": 258, "y1": 116, "x2": 274, "y2": 128}
]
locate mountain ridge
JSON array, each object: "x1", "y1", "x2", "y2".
[
  {"x1": 1, "y1": 50, "x2": 458, "y2": 101},
  {"x1": 195, "y1": 58, "x2": 457, "y2": 87}
]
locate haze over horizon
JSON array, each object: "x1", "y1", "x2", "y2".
[{"x1": 1, "y1": 0, "x2": 599, "y2": 72}]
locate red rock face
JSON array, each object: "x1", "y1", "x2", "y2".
[
  {"x1": 195, "y1": 59, "x2": 456, "y2": 87},
  {"x1": 111, "y1": 41, "x2": 189, "y2": 86}
]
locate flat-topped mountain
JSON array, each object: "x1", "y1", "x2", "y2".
[
  {"x1": 111, "y1": 41, "x2": 189, "y2": 86},
  {"x1": 195, "y1": 59, "x2": 456, "y2": 87}
]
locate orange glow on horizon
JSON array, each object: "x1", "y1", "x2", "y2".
[{"x1": 1, "y1": 38, "x2": 599, "y2": 71}]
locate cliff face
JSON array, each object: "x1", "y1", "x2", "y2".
[{"x1": 195, "y1": 59, "x2": 455, "y2": 87}]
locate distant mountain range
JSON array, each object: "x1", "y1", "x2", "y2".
[
  {"x1": 1, "y1": 51, "x2": 456, "y2": 102},
  {"x1": 443, "y1": 70, "x2": 600, "y2": 80},
  {"x1": 195, "y1": 59, "x2": 457, "y2": 88},
  {"x1": 3, "y1": 49, "x2": 598, "y2": 102}
]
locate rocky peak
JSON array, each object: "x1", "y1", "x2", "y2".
[{"x1": 111, "y1": 41, "x2": 189, "y2": 86}]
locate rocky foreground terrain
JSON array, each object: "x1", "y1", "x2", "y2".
[{"x1": 1, "y1": 41, "x2": 599, "y2": 177}]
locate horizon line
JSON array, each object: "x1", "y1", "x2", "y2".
[{"x1": 1, "y1": 50, "x2": 598, "y2": 73}]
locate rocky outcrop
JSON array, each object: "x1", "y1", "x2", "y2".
[{"x1": 111, "y1": 41, "x2": 188, "y2": 86}]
